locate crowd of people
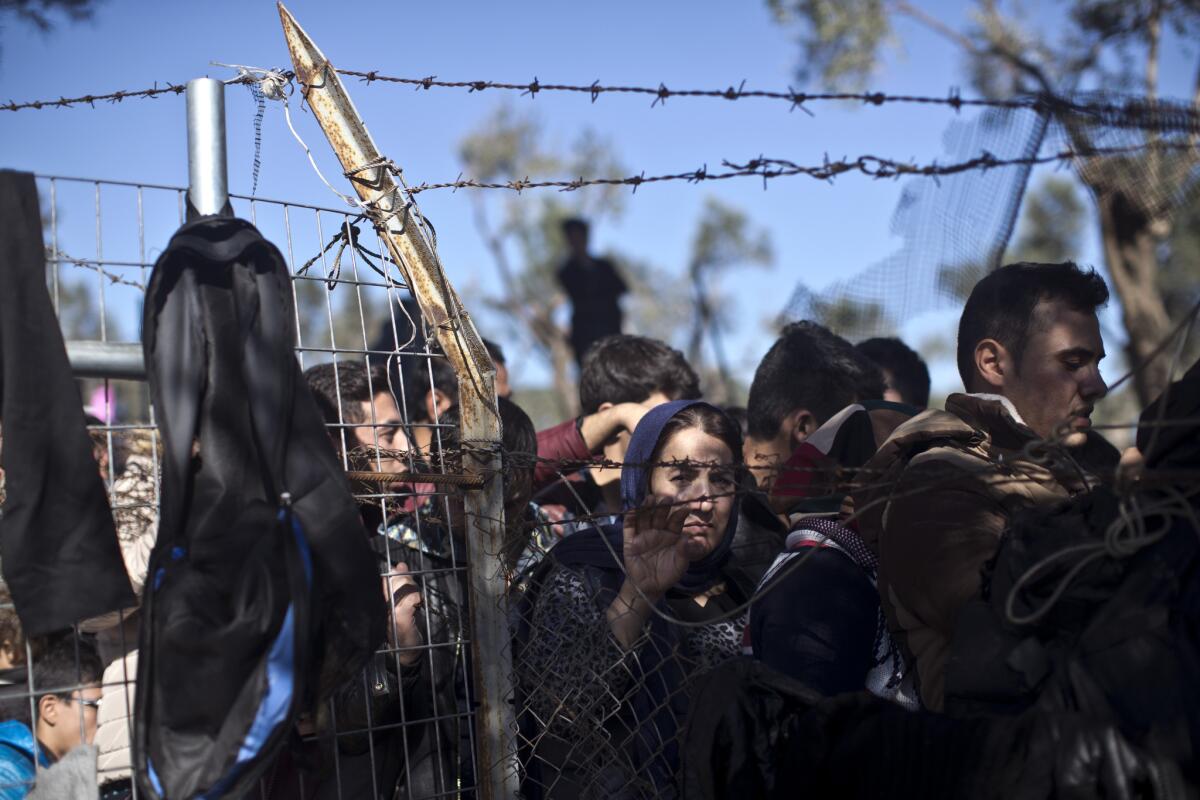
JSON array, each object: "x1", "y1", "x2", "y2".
[
  {"x1": 0, "y1": 254, "x2": 1197, "y2": 800},
  {"x1": 280, "y1": 256, "x2": 1197, "y2": 798}
]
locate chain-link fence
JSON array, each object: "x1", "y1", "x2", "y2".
[{"x1": 0, "y1": 173, "x2": 512, "y2": 799}]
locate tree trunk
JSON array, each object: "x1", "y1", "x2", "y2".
[
  {"x1": 547, "y1": 327, "x2": 580, "y2": 419},
  {"x1": 1095, "y1": 190, "x2": 1173, "y2": 407},
  {"x1": 528, "y1": 309, "x2": 580, "y2": 420}
]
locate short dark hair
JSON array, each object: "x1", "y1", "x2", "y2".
[
  {"x1": 722, "y1": 405, "x2": 749, "y2": 439},
  {"x1": 404, "y1": 344, "x2": 510, "y2": 424},
  {"x1": 956, "y1": 262, "x2": 1109, "y2": 390},
  {"x1": 747, "y1": 321, "x2": 884, "y2": 440},
  {"x1": 405, "y1": 354, "x2": 460, "y2": 423},
  {"x1": 578, "y1": 335, "x2": 701, "y2": 415},
  {"x1": 304, "y1": 361, "x2": 392, "y2": 425},
  {"x1": 856, "y1": 337, "x2": 931, "y2": 408},
  {"x1": 561, "y1": 218, "x2": 588, "y2": 236},
  {"x1": 482, "y1": 338, "x2": 506, "y2": 367},
  {"x1": 32, "y1": 635, "x2": 102, "y2": 717}
]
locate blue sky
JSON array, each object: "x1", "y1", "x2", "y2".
[{"x1": 1, "y1": 0, "x2": 1195, "y2": 395}]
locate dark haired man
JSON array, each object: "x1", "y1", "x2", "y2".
[
  {"x1": 855, "y1": 262, "x2": 1118, "y2": 711},
  {"x1": 744, "y1": 321, "x2": 885, "y2": 493},
  {"x1": 354, "y1": 397, "x2": 540, "y2": 799},
  {"x1": 856, "y1": 337, "x2": 931, "y2": 409},
  {"x1": 303, "y1": 361, "x2": 410, "y2": 475},
  {"x1": 534, "y1": 335, "x2": 702, "y2": 529},
  {"x1": 397, "y1": 339, "x2": 508, "y2": 452},
  {"x1": 557, "y1": 218, "x2": 628, "y2": 366},
  {"x1": 737, "y1": 321, "x2": 887, "y2": 581}
]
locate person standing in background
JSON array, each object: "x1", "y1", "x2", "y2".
[{"x1": 557, "y1": 218, "x2": 627, "y2": 367}]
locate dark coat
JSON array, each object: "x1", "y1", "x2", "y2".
[
  {"x1": 0, "y1": 170, "x2": 135, "y2": 635},
  {"x1": 681, "y1": 659, "x2": 1186, "y2": 800}
]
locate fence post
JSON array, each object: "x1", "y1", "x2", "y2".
[
  {"x1": 185, "y1": 77, "x2": 231, "y2": 219},
  {"x1": 279, "y1": 6, "x2": 520, "y2": 798}
]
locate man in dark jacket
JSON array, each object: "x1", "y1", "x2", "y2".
[
  {"x1": 556, "y1": 218, "x2": 627, "y2": 366},
  {"x1": 356, "y1": 397, "x2": 540, "y2": 799},
  {"x1": 854, "y1": 262, "x2": 1118, "y2": 711}
]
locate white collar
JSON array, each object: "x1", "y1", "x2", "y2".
[{"x1": 967, "y1": 393, "x2": 1027, "y2": 427}]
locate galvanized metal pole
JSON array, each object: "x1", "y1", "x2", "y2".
[
  {"x1": 278, "y1": 6, "x2": 518, "y2": 799},
  {"x1": 66, "y1": 340, "x2": 146, "y2": 381},
  {"x1": 185, "y1": 78, "x2": 230, "y2": 218}
]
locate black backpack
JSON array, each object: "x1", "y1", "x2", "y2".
[{"x1": 135, "y1": 217, "x2": 386, "y2": 799}]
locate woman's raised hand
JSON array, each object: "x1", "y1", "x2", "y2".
[{"x1": 621, "y1": 496, "x2": 691, "y2": 602}]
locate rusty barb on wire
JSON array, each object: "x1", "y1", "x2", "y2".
[{"x1": 401, "y1": 141, "x2": 1193, "y2": 195}]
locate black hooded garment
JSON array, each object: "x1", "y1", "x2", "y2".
[
  {"x1": 0, "y1": 169, "x2": 135, "y2": 636},
  {"x1": 134, "y1": 216, "x2": 386, "y2": 799}
]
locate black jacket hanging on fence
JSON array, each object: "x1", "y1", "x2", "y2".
[
  {"x1": 0, "y1": 169, "x2": 135, "y2": 636},
  {"x1": 134, "y1": 216, "x2": 386, "y2": 799}
]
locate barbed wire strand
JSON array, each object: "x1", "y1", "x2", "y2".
[
  {"x1": 7, "y1": 68, "x2": 1200, "y2": 129},
  {"x1": 50, "y1": 247, "x2": 146, "y2": 291},
  {"x1": 399, "y1": 143, "x2": 1192, "y2": 195}
]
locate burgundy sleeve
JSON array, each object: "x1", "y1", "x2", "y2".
[{"x1": 534, "y1": 418, "x2": 592, "y2": 491}]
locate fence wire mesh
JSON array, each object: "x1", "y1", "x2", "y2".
[{"x1": 0, "y1": 174, "x2": 502, "y2": 800}]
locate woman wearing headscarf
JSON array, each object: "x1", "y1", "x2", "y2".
[{"x1": 514, "y1": 400, "x2": 753, "y2": 800}]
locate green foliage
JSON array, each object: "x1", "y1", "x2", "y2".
[
  {"x1": 1007, "y1": 176, "x2": 1086, "y2": 264},
  {"x1": 689, "y1": 197, "x2": 774, "y2": 275},
  {"x1": 53, "y1": 276, "x2": 110, "y2": 340},
  {"x1": 686, "y1": 197, "x2": 773, "y2": 398},
  {"x1": 0, "y1": 0, "x2": 97, "y2": 31},
  {"x1": 1158, "y1": 184, "x2": 1200, "y2": 365},
  {"x1": 459, "y1": 104, "x2": 628, "y2": 297},
  {"x1": 767, "y1": 0, "x2": 894, "y2": 90},
  {"x1": 807, "y1": 295, "x2": 886, "y2": 335}
]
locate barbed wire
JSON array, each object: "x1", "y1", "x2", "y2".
[
  {"x1": 1, "y1": 80, "x2": 195, "y2": 112},
  {"x1": 49, "y1": 247, "x2": 146, "y2": 291},
  {"x1": 8, "y1": 68, "x2": 1200, "y2": 129},
  {"x1": 399, "y1": 142, "x2": 1191, "y2": 195}
]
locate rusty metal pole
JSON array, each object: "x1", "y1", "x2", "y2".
[{"x1": 278, "y1": 6, "x2": 517, "y2": 799}]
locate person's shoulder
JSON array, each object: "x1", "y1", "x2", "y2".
[
  {"x1": 0, "y1": 721, "x2": 33, "y2": 753},
  {"x1": 0, "y1": 720, "x2": 35, "y2": 780},
  {"x1": 768, "y1": 545, "x2": 873, "y2": 592}
]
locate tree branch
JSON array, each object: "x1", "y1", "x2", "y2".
[
  {"x1": 892, "y1": 0, "x2": 1054, "y2": 95},
  {"x1": 1193, "y1": 54, "x2": 1200, "y2": 110},
  {"x1": 1146, "y1": 0, "x2": 1162, "y2": 102},
  {"x1": 892, "y1": 1, "x2": 981, "y2": 55}
]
